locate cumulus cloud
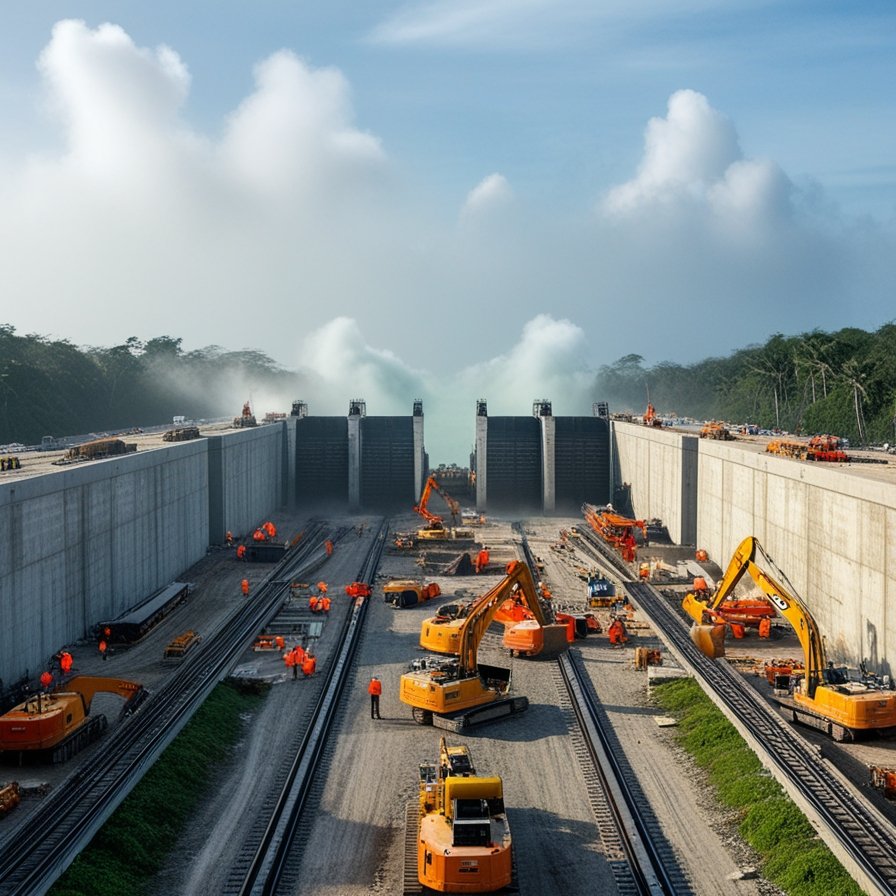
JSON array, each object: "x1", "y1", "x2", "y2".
[{"x1": 461, "y1": 173, "x2": 513, "y2": 219}]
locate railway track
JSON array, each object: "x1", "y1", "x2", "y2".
[
  {"x1": 576, "y1": 525, "x2": 896, "y2": 896},
  {"x1": 226, "y1": 522, "x2": 387, "y2": 895},
  {"x1": 0, "y1": 522, "x2": 336, "y2": 896}
]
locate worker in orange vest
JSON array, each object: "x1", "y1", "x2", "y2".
[
  {"x1": 302, "y1": 653, "x2": 316, "y2": 678},
  {"x1": 284, "y1": 647, "x2": 297, "y2": 679},
  {"x1": 320, "y1": 596, "x2": 331, "y2": 613},
  {"x1": 253, "y1": 528, "x2": 266, "y2": 542},
  {"x1": 98, "y1": 639, "x2": 108, "y2": 660},
  {"x1": 608, "y1": 618, "x2": 628, "y2": 645},
  {"x1": 309, "y1": 595, "x2": 319, "y2": 612},
  {"x1": 40, "y1": 670, "x2": 53, "y2": 690},
  {"x1": 758, "y1": 617, "x2": 771, "y2": 639},
  {"x1": 241, "y1": 578, "x2": 250, "y2": 597},
  {"x1": 474, "y1": 548, "x2": 489, "y2": 573},
  {"x1": 236, "y1": 544, "x2": 247, "y2": 560},
  {"x1": 368, "y1": 676, "x2": 382, "y2": 719},
  {"x1": 274, "y1": 635, "x2": 285, "y2": 650},
  {"x1": 226, "y1": 530, "x2": 234, "y2": 546},
  {"x1": 324, "y1": 539, "x2": 334, "y2": 557},
  {"x1": 292, "y1": 644, "x2": 306, "y2": 667},
  {"x1": 60, "y1": 650, "x2": 73, "y2": 675},
  {"x1": 264, "y1": 521, "x2": 277, "y2": 538}
]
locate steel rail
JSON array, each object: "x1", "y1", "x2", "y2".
[
  {"x1": 575, "y1": 524, "x2": 896, "y2": 896},
  {"x1": 0, "y1": 523, "x2": 333, "y2": 896},
  {"x1": 234, "y1": 522, "x2": 387, "y2": 895}
]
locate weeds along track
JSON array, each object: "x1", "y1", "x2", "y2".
[
  {"x1": 0, "y1": 521, "x2": 360, "y2": 896},
  {"x1": 576, "y1": 525, "x2": 896, "y2": 896}
]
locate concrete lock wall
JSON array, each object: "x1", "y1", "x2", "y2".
[
  {"x1": 0, "y1": 442, "x2": 209, "y2": 687},
  {"x1": 612, "y1": 422, "x2": 698, "y2": 545},
  {"x1": 207, "y1": 424, "x2": 285, "y2": 545},
  {"x1": 697, "y1": 441, "x2": 896, "y2": 672}
]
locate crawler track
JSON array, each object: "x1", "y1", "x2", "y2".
[
  {"x1": 0, "y1": 523, "x2": 335, "y2": 896},
  {"x1": 577, "y1": 525, "x2": 896, "y2": 896}
]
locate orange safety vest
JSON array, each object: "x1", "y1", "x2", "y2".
[
  {"x1": 236, "y1": 545, "x2": 247, "y2": 559},
  {"x1": 60, "y1": 652, "x2": 73, "y2": 673},
  {"x1": 302, "y1": 655, "x2": 316, "y2": 676},
  {"x1": 284, "y1": 650, "x2": 296, "y2": 667},
  {"x1": 321, "y1": 597, "x2": 331, "y2": 612},
  {"x1": 292, "y1": 645, "x2": 306, "y2": 665},
  {"x1": 241, "y1": 579, "x2": 250, "y2": 596},
  {"x1": 368, "y1": 678, "x2": 382, "y2": 696}
]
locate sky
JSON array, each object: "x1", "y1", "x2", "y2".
[{"x1": 1, "y1": 3, "x2": 895, "y2": 462}]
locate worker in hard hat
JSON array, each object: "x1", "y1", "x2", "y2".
[
  {"x1": 302, "y1": 652, "x2": 317, "y2": 678},
  {"x1": 608, "y1": 618, "x2": 628, "y2": 646},
  {"x1": 284, "y1": 647, "x2": 297, "y2": 679},
  {"x1": 59, "y1": 650, "x2": 73, "y2": 676},
  {"x1": 226, "y1": 530, "x2": 234, "y2": 546},
  {"x1": 368, "y1": 676, "x2": 382, "y2": 719},
  {"x1": 241, "y1": 578, "x2": 250, "y2": 597},
  {"x1": 236, "y1": 544, "x2": 247, "y2": 560}
]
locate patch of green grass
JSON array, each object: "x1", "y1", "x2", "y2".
[
  {"x1": 50, "y1": 679, "x2": 266, "y2": 896},
  {"x1": 653, "y1": 678, "x2": 863, "y2": 896}
]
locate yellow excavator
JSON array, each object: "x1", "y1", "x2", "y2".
[
  {"x1": 414, "y1": 475, "x2": 473, "y2": 541},
  {"x1": 688, "y1": 537, "x2": 896, "y2": 740},
  {"x1": 400, "y1": 561, "x2": 567, "y2": 730},
  {"x1": 412, "y1": 737, "x2": 512, "y2": 893}
]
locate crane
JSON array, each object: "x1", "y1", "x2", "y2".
[{"x1": 688, "y1": 537, "x2": 896, "y2": 740}]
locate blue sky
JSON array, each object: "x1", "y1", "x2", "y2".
[{"x1": 1, "y1": 3, "x2": 894, "y2": 459}]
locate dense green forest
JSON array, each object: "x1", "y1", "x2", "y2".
[
  {"x1": 595, "y1": 323, "x2": 896, "y2": 445},
  {"x1": 0, "y1": 326, "x2": 297, "y2": 445},
  {"x1": 2, "y1": 323, "x2": 895, "y2": 447}
]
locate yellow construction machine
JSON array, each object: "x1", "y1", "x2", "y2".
[
  {"x1": 412, "y1": 737, "x2": 512, "y2": 893},
  {"x1": 401, "y1": 561, "x2": 566, "y2": 730},
  {"x1": 418, "y1": 561, "x2": 569, "y2": 659},
  {"x1": 688, "y1": 537, "x2": 896, "y2": 740},
  {"x1": 384, "y1": 579, "x2": 442, "y2": 608}
]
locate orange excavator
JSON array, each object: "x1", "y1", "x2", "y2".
[
  {"x1": 419, "y1": 561, "x2": 570, "y2": 659},
  {"x1": 689, "y1": 537, "x2": 896, "y2": 741},
  {"x1": 401, "y1": 562, "x2": 567, "y2": 730},
  {"x1": 0, "y1": 675, "x2": 147, "y2": 763},
  {"x1": 581, "y1": 503, "x2": 647, "y2": 563},
  {"x1": 681, "y1": 539, "x2": 776, "y2": 630},
  {"x1": 414, "y1": 475, "x2": 474, "y2": 541}
]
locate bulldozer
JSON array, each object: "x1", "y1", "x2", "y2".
[{"x1": 0, "y1": 675, "x2": 147, "y2": 763}]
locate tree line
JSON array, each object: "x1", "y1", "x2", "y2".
[
  {"x1": 2, "y1": 323, "x2": 895, "y2": 447},
  {"x1": 595, "y1": 323, "x2": 896, "y2": 444},
  {"x1": 0, "y1": 327, "x2": 296, "y2": 445}
]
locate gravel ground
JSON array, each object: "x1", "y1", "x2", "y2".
[{"x1": 11, "y1": 511, "x2": 886, "y2": 895}]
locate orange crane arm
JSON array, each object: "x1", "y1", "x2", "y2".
[{"x1": 413, "y1": 475, "x2": 461, "y2": 526}]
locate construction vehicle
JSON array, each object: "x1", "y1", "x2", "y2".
[
  {"x1": 700, "y1": 421, "x2": 734, "y2": 440},
  {"x1": 384, "y1": 579, "x2": 442, "y2": 608},
  {"x1": 163, "y1": 425, "x2": 201, "y2": 442},
  {"x1": 414, "y1": 475, "x2": 474, "y2": 540},
  {"x1": 643, "y1": 403, "x2": 662, "y2": 427},
  {"x1": 586, "y1": 574, "x2": 617, "y2": 607},
  {"x1": 401, "y1": 563, "x2": 567, "y2": 730},
  {"x1": 0, "y1": 676, "x2": 147, "y2": 763},
  {"x1": 681, "y1": 543, "x2": 776, "y2": 629},
  {"x1": 581, "y1": 503, "x2": 647, "y2": 563},
  {"x1": 411, "y1": 736, "x2": 512, "y2": 893},
  {"x1": 163, "y1": 630, "x2": 202, "y2": 658},
  {"x1": 0, "y1": 782, "x2": 20, "y2": 816},
  {"x1": 419, "y1": 561, "x2": 569, "y2": 660},
  {"x1": 54, "y1": 438, "x2": 137, "y2": 465},
  {"x1": 688, "y1": 537, "x2": 896, "y2": 741},
  {"x1": 232, "y1": 401, "x2": 257, "y2": 428}
]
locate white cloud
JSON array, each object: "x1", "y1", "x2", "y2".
[{"x1": 461, "y1": 173, "x2": 513, "y2": 218}]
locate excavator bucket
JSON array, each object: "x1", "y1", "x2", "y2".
[
  {"x1": 689, "y1": 623, "x2": 726, "y2": 658},
  {"x1": 681, "y1": 592, "x2": 710, "y2": 625}
]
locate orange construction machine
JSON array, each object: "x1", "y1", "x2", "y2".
[
  {"x1": 0, "y1": 675, "x2": 147, "y2": 763},
  {"x1": 581, "y1": 503, "x2": 646, "y2": 563},
  {"x1": 414, "y1": 475, "x2": 474, "y2": 541},
  {"x1": 401, "y1": 562, "x2": 566, "y2": 730},
  {"x1": 419, "y1": 561, "x2": 569, "y2": 659},
  {"x1": 384, "y1": 580, "x2": 442, "y2": 608},
  {"x1": 412, "y1": 737, "x2": 512, "y2": 893},
  {"x1": 689, "y1": 537, "x2": 896, "y2": 741}
]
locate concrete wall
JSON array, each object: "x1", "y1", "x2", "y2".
[
  {"x1": 0, "y1": 441, "x2": 209, "y2": 687},
  {"x1": 207, "y1": 424, "x2": 285, "y2": 544},
  {"x1": 697, "y1": 441, "x2": 896, "y2": 671},
  {"x1": 612, "y1": 422, "x2": 698, "y2": 545}
]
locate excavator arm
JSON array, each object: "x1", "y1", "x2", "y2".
[
  {"x1": 59, "y1": 675, "x2": 148, "y2": 715},
  {"x1": 414, "y1": 475, "x2": 461, "y2": 527}
]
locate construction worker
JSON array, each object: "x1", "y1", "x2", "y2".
[
  {"x1": 236, "y1": 544, "x2": 247, "y2": 560},
  {"x1": 324, "y1": 539, "x2": 334, "y2": 557},
  {"x1": 292, "y1": 643, "x2": 306, "y2": 668},
  {"x1": 274, "y1": 635, "x2": 285, "y2": 650},
  {"x1": 309, "y1": 594, "x2": 319, "y2": 613},
  {"x1": 474, "y1": 548, "x2": 490, "y2": 574},
  {"x1": 225, "y1": 530, "x2": 234, "y2": 546},
  {"x1": 368, "y1": 676, "x2": 382, "y2": 719},
  {"x1": 40, "y1": 671, "x2": 53, "y2": 690},
  {"x1": 98, "y1": 639, "x2": 108, "y2": 660},
  {"x1": 608, "y1": 618, "x2": 628, "y2": 646},
  {"x1": 320, "y1": 595, "x2": 331, "y2": 613},
  {"x1": 241, "y1": 578, "x2": 250, "y2": 597},
  {"x1": 758, "y1": 617, "x2": 772, "y2": 639},
  {"x1": 253, "y1": 528, "x2": 266, "y2": 543},
  {"x1": 59, "y1": 650, "x2": 73, "y2": 675},
  {"x1": 264, "y1": 521, "x2": 277, "y2": 538},
  {"x1": 284, "y1": 647, "x2": 297, "y2": 679},
  {"x1": 302, "y1": 652, "x2": 316, "y2": 678}
]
